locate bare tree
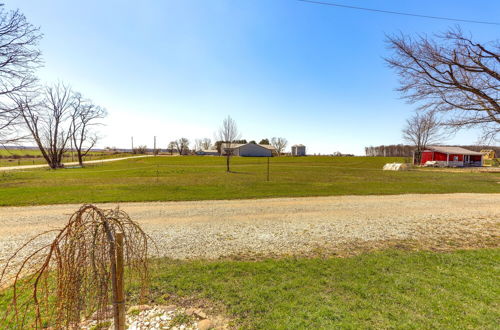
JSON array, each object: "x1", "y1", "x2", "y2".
[
  {"x1": 0, "y1": 5, "x2": 42, "y2": 144},
  {"x1": 70, "y1": 93, "x2": 107, "y2": 166},
  {"x1": 216, "y1": 115, "x2": 240, "y2": 172},
  {"x1": 174, "y1": 137, "x2": 189, "y2": 155},
  {"x1": 12, "y1": 83, "x2": 74, "y2": 169},
  {"x1": 402, "y1": 111, "x2": 445, "y2": 163},
  {"x1": 194, "y1": 138, "x2": 203, "y2": 152},
  {"x1": 133, "y1": 145, "x2": 147, "y2": 154},
  {"x1": 271, "y1": 137, "x2": 287, "y2": 156},
  {"x1": 386, "y1": 28, "x2": 499, "y2": 141},
  {"x1": 201, "y1": 138, "x2": 211, "y2": 150},
  {"x1": 167, "y1": 141, "x2": 176, "y2": 155}
]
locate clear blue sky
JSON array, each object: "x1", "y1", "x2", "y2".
[{"x1": 10, "y1": 0, "x2": 500, "y2": 154}]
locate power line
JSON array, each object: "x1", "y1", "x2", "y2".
[{"x1": 298, "y1": 0, "x2": 500, "y2": 26}]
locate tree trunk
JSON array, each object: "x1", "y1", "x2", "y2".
[
  {"x1": 226, "y1": 155, "x2": 230, "y2": 172},
  {"x1": 77, "y1": 151, "x2": 83, "y2": 166}
]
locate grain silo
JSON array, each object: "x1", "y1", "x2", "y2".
[{"x1": 291, "y1": 144, "x2": 306, "y2": 156}]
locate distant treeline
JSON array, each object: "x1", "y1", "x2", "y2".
[
  {"x1": 365, "y1": 145, "x2": 415, "y2": 157},
  {"x1": 459, "y1": 145, "x2": 500, "y2": 155},
  {"x1": 365, "y1": 145, "x2": 500, "y2": 157}
]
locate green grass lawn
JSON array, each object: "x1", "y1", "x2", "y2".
[
  {"x1": 0, "y1": 156, "x2": 498, "y2": 206},
  {"x1": 149, "y1": 249, "x2": 500, "y2": 328},
  {"x1": 2, "y1": 249, "x2": 498, "y2": 328}
]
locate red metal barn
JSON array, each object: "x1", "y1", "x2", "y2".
[{"x1": 418, "y1": 146, "x2": 483, "y2": 167}]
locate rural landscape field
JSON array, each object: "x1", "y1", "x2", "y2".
[
  {"x1": 0, "y1": 1, "x2": 499, "y2": 329},
  {"x1": 0, "y1": 154, "x2": 498, "y2": 328},
  {"x1": 1, "y1": 155, "x2": 499, "y2": 206}
]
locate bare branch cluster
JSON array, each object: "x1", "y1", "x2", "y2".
[
  {"x1": 10, "y1": 82, "x2": 106, "y2": 168},
  {"x1": 193, "y1": 138, "x2": 212, "y2": 152},
  {"x1": 402, "y1": 111, "x2": 446, "y2": 151},
  {"x1": 271, "y1": 137, "x2": 288, "y2": 156},
  {"x1": 201, "y1": 138, "x2": 211, "y2": 150},
  {"x1": 70, "y1": 92, "x2": 107, "y2": 165},
  {"x1": 174, "y1": 137, "x2": 190, "y2": 155},
  {"x1": 0, "y1": 204, "x2": 151, "y2": 329},
  {"x1": 402, "y1": 111, "x2": 447, "y2": 163},
  {"x1": 386, "y1": 27, "x2": 500, "y2": 141},
  {"x1": 216, "y1": 116, "x2": 241, "y2": 172},
  {"x1": 0, "y1": 5, "x2": 42, "y2": 144}
]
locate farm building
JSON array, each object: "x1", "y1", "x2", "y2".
[
  {"x1": 221, "y1": 143, "x2": 276, "y2": 157},
  {"x1": 291, "y1": 144, "x2": 306, "y2": 156},
  {"x1": 418, "y1": 146, "x2": 483, "y2": 167},
  {"x1": 196, "y1": 149, "x2": 219, "y2": 156}
]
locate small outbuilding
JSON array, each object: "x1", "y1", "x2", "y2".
[
  {"x1": 418, "y1": 146, "x2": 483, "y2": 167},
  {"x1": 291, "y1": 144, "x2": 306, "y2": 156}
]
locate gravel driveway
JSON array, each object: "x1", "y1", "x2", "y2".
[{"x1": 0, "y1": 193, "x2": 499, "y2": 265}]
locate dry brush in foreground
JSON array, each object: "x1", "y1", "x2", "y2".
[{"x1": 0, "y1": 204, "x2": 152, "y2": 329}]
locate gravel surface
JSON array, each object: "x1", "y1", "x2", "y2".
[
  {"x1": 81, "y1": 304, "x2": 226, "y2": 330},
  {"x1": 0, "y1": 193, "x2": 499, "y2": 266}
]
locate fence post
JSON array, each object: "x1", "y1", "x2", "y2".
[
  {"x1": 115, "y1": 232, "x2": 126, "y2": 330},
  {"x1": 267, "y1": 157, "x2": 270, "y2": 182}
]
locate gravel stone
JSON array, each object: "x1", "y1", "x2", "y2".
[{"x1": 0, "y1": 194, "x2": 498, "y2": 268}]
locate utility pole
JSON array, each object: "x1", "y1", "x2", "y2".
[
  {"x1": 131, "y1": 136, "x2": 134, "y2": 152},
  {"x1": 154, "y1": 136, "x2": 157, "y2": 156}
]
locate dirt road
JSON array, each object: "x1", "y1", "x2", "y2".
[
  {"x1": 0, "y1": 155, "x2": 152, "y2": 171},
  {"x1": 0, "y1": 193, "x2": 498, "y2": 265}
]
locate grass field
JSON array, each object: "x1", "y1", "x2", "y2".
[
  {"x1": 148, "y1": 249, "x2": 499, "y2": 328},
  {"x1": 3, "y1": 248, "x2": 496, "y2": 328},
  {"x1": 0, "y1": 148, "x2": 132, "y2": 167},
  {"x1": 0, "y1": 156, "x2": 498, "y2": 206}
]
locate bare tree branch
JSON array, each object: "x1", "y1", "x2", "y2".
[
  {"x1": 402, "y1": 111, "x2": 447, "y2": 163},
  {"x1": 216, "y1": 116, "x2": 240, "y2": 172},
  {"x1": 0, "y1": 5, "x2": 42, "y2": 143},
  {"x1": 12, "y1": 83, "x2": 73, "y2": 169},
  {"x1": 201, "y1": 138, "x2": 211, "y2": 150},
  {"x1": 386, "y1": 27, "x2": 499, "y2": 141},
  {"x1": 271, "y1": 137, "x2": 287, "y2": 156},
  {"x1": 70, "y1": 92, "x2": 107, "y2": 166},
  {"x1": 174, "y1": 137, "x2": 189, "y2": 155}
]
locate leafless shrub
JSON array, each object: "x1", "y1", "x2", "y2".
[
  {"x1": 0, "y1": 204, "x2": 152, "y2": 329},
  {"x1": 133, "y1": 145, "x2": 148, "y2": 154}
]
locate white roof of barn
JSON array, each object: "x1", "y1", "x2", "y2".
[
  {"x1": 425, "y1": 146, "x2": 483, "y2": 156},
  {"x1": 258, "y1": 144, "x2": 276, "y2": 150},
  {"x1": 221, "y1": 143, "x2": 276, "y2": 150},
  {"x1": 220, "y1": 143, "x2": 244, "y2": 149}
]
